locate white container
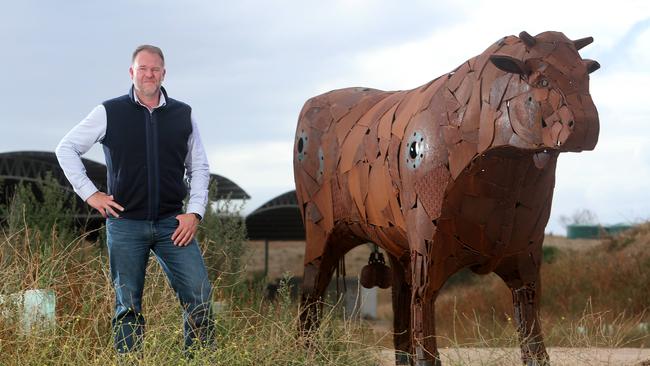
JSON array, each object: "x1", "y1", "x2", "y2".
[
  {"x1": 211, "y1": 300, "x2": 228, "y2": 315},
  {"x1": 342, "y1": 278, "x2": 378, "y2": 320},
  {"x1": 0, "y1": 289, "x2": 56, "y2": 334}
]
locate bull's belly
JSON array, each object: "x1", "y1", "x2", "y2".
[
  {"x1": 332, "y1": 220, "x2": 410, "y2": 259},
  {"x1": 434, "y1": 146, "x2": 558, "y2": 271}
]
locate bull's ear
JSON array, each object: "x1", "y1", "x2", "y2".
[{"x1": 489, "y1": 55, "x2": 530, "y2": 76}]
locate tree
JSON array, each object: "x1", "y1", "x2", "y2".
[{"x1": 559, "y1": 208, "x2": 599, "y2": 228}]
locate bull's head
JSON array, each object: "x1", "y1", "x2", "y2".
[{"x1": 488, "y1": 31, "x2": 600, "y2": 153}]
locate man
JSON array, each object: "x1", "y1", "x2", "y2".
[{"x1": 55, "y1": 45, "x2": 214, "y2": 354}]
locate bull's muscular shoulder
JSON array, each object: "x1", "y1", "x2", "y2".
[
  {"x1": 303, "y1": 87, "x2": 390, "y2": 122},
  {"x1": 322, "y1": 87, "x2": 385, "y2": 105}
]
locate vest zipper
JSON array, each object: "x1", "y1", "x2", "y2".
[
  {"x1": 144, "y1": 108, "x2": 160, "y2": 221},
  {"x1": 150, "y1": 110, "x2": 160, "y2": 220}
]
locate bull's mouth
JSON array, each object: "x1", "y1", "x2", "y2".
[{"x1": 540, "y1": 116, "x2": 567, "y2": 148}]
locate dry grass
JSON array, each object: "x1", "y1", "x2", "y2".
[
  {"x1": 0, "y1": 181, "x2": 385, "y2": 366},
  {"x1": 432, "y1": 224, "x2": 650, "y2": 348},
  {"x1": 0, "y1": 223, "x2": 386, "y2": 366},
  {"x1": 245, "y1": 227, "x2": 650, "y2": 352},
  {"x1": 1, "y1": 178, "x2": 649, "y2": 365}
]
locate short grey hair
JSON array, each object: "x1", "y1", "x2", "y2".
[{"x1": 132, "y1": 45, "x2": 165, "y2": 65}]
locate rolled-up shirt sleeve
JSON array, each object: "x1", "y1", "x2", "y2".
[
  {"x1": 55, "y1": 105, "x2": 107, "y2": 201},
  {"x1": 184, "y1": 113, "x2": 210, "y2": 218}
]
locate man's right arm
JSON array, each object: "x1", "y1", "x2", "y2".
[{"x1": 55, "y1": 105, "x2": 124, "y2": 218}]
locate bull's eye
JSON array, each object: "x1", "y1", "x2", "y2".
[
  {"x1": 297, "y1": 130, "x2": 309, "y2": 162},
  {"x1": 409, "y1": 141, "x2": 418, "y2": 159},
  {"x1": 297, "y1": 137, "x2": 304, "y2": 153},
  {"x1": 405, "y1": 131, "x2": 425, "y2": 169},
  {"x1": 539, "y1": 79, "x2": 549, "y2": 87}
]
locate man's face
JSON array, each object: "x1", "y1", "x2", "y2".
[{"x1": 129, "y1": 50, "x2": 165, "y2": 98}]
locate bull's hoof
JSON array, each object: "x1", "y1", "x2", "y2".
[
  {"x1": 414, "y1": 358, "x2": 441, "y2": 366},
  {"x1": 525, "y1": 359, "x2": 550, "y2": 366},
  {"x1": 415, "y1": 360, "x2": 441, "y2": 366},
  {"x1": 413, "y1": 345, "x2": 441, "y2": 366},
  {"x1": 395, "y1": 352, "x2": 411, "y2": 365}
]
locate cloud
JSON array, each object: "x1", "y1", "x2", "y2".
[{"x1": 598, "y1": 17, "x2": 650, "y2": 71}]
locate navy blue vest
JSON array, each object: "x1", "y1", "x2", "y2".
[{"x1": 102, "y1": 86, "x2": 192, "y2": 220}]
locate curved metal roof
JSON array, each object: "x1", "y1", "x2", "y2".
[
  {"x1": 245, "y1": 190, "x2": 305, "y2": 241},
  {"x1": 0, "y1": 150, "x2": 250, "y2": 201},
  {"x1": 210, "y1": 174, "x2": 250, "y2": 200},
  {"x1": 0, "y1": 150, "x2": 107, "y2": 193}
]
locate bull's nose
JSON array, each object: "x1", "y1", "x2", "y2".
[
  {"x1": 559, "y1": 96, "x2": 599, "y2": 151},
  {"x1": 542, "y1": 118, "x2": 563, "y2": 148},
  {"x1": 558, "y1": 123, "x2": 572, "y2": 146},
  {"x1": 558, "y1": 116, "x2": 599, "y2": 151}
]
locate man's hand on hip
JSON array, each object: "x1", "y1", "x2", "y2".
[
  {"x1": 86, "y1": 192, "x2": 125, "y2": 218},
  {"x1": 172, "y1": 213, "x2": 200, "y2": 246}
]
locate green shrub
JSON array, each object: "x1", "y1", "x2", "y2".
[
  {"x1": 195, "y1": 181, "x2": 248, "y2": 299},
  {"x1": 0, "y1": 173, "x2": 78, "y2": 247},
  {"x1": 542, "y1": 246, "x2": 559, "y2": 263}
]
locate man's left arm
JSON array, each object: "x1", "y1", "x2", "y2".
[{"x1": 172, "y1": 113, "x2": 210, "y2": 246}]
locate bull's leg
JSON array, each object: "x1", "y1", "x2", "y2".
[
  {"x1": 299, "y1": 231, "x2": 360, "y2": 338},
  {"x1": 410, "y1": 250, "x2": 442, "y2": 366},
  {"x1": 299, "y1": 254, "x2": 339, "y2": 336},
  {"x1": 388, "y1": 254, "x2": 412, "y2": 365},
  {"x1": 511, "y1": 282, "x2": 549, "y2": 366},
  {"x1": 495, "y1": 257, "x2": 549, "y2": 366}
]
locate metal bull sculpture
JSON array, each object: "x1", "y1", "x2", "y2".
[{"x1": 293, "y1": 31, "x2": 599, "y2": 365}]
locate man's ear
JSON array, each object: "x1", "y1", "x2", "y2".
[
  {"x1": 489, "y1": 55, "x2": 530, "y2": 75},
  {"x1": 129, "y1": 66, "x2": 134, "y2": 80}
]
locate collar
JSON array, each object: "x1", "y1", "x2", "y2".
[{"x1": 129, "y1": 85, "x2": 168, "y2": 110}]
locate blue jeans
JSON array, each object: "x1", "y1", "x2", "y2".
[{"x1": 106, "y1": 215, "x2": 214, "y2": 353}]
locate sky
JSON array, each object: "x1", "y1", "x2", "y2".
[{"x1": 0, "y1": 0, "x2": 648, "y2": 235}]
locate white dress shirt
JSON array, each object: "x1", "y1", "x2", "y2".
[{"x1": 55, "y1": 90, "x2": 210, "y2": 218}]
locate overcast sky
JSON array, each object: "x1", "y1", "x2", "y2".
[{"x1": 1, "y1": 0, "x2": 648, "y2": 234}]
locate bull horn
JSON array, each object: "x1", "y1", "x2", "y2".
[
  {"x1": 519, "y1": 31, "x2": 536, "y2": 47},
  {"x1": 573, "y1": 36, "x2": 594, "y2": 50},
  {"x1": 584, "y1": 59, "x2": 601, "y2": 74}
]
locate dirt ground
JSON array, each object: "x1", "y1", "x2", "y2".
[
  {"x1": 378, "y1": 348, "x2": 650, "y2": 366},
  {"x1": 244, "y1": 240, "x2": 377, "y2": 280},
  {"x1": 243, "y1": 236, "x2": 602, "y2": 281}
]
